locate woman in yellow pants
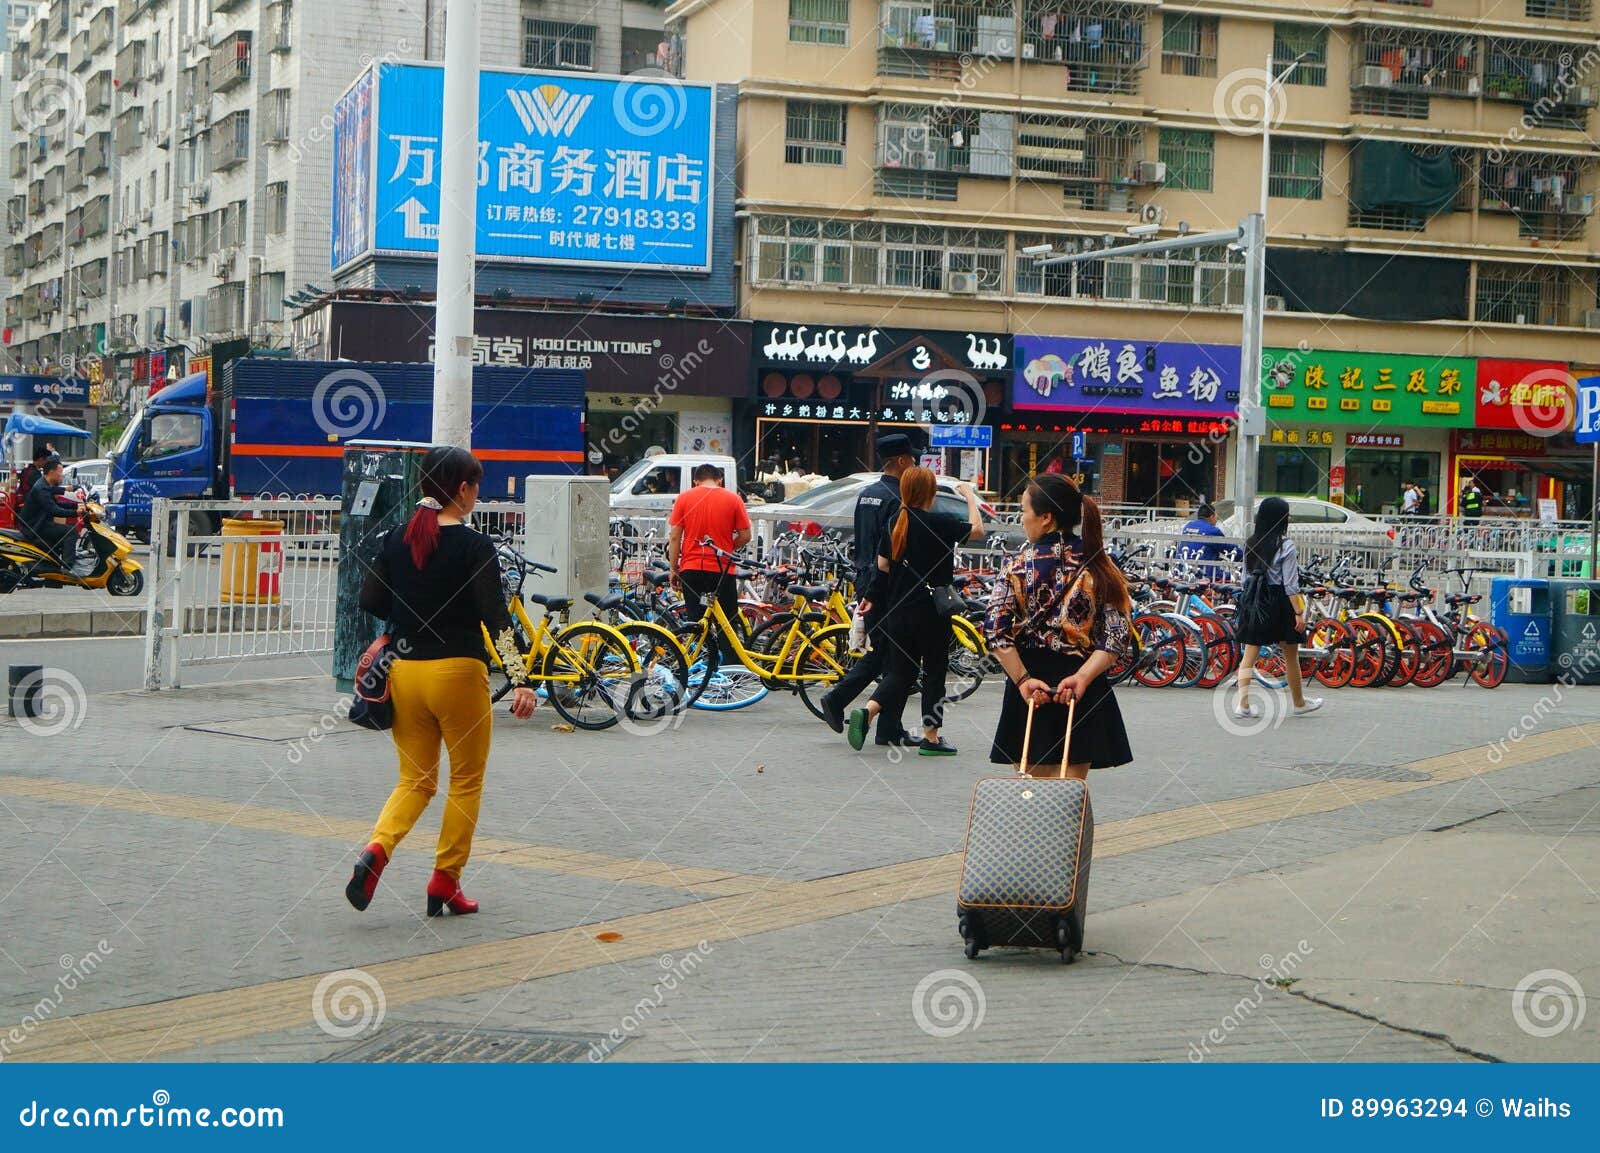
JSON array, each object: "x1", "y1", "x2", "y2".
[{"x1": 346, "y1": 446, "x2": 538, "y2": 917}]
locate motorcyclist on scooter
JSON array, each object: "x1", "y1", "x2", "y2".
[{"x1": 20, "y1": 457, "x2": 113, "y2": 577}]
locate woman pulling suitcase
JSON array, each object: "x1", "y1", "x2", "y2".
[{"x1": 957, "y1": 473, "x2": 1132, "y2": 962}]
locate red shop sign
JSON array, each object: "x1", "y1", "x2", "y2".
[
  {"x1": 1454, "y1": 428, "x2": 1548, "y2": 457},
  {"x1": 1474, "y1": 359, "x2": 1572, "y2": 434}
]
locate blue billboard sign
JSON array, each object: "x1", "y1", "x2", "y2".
[
  {"x1": 331, "y1": 67, "x2": 375, "y2": 271},
  {"x1": 1014, "y1": 336, "x2": 1241, "y2": 419},
  {"x1": 1577, "y1": 376, "x2": 1600, "y2": 444},
  {"x1": 331, "y1": 63, "x2": 716, "y2": 273}
]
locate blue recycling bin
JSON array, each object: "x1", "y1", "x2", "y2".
[
  {"x1": 1548, "y1": 580, "x2": 1600, "y2": 686},
  {"x1": 1490, "y1": 578, "x2": 1551, "y2": 684}
]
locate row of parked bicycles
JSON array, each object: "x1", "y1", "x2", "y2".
[
  {"x1": 482, "y1": 528, "x2": 1508, "y2": 733},
  {"x1": 1107, "y1": 546, "x2": 1510, "y2": 692}
]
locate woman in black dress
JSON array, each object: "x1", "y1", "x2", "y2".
[
  {"x1": 846, "y1": 467, "x2": 984, "y2": 755},
  {"x1": 985, "y1": 474, "x2": 1132, "y2": 778},
  {"x1": 1233, "y1": 495, "x2": 1324, "y2": 719}
]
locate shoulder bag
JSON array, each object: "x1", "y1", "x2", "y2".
[{"x1": 348, "y1": 633, "x2": 396, "y2": 731}]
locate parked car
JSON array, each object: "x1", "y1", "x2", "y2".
[
  {"x1": 608, "y1": 453, "x2": 742, "y2": 514},
  {"x1": 750, "y1": 472, "x2": 1023, "y2": 549},
  {"x1": 1141, "y1": 496, "x2": 1395, "y2": 551},
  {"x1": 61, "y1": 458, "x2": 112, "y2": 504}
]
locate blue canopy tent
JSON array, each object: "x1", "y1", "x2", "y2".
[{"x1": 2, "y1": 412, "x2": 92, "y2": 469}]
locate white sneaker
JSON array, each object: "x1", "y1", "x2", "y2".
[
  {"x1": 1294, "y1": 698, "x2": 1325, "y2": 716},
  {"x1": 1233, "y1": 704, "x2": 1261, "y2": 719}
]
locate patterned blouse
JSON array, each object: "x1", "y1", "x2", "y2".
[{"x1": 984, "y1": 531, "x2": 1132, "y2": 658}]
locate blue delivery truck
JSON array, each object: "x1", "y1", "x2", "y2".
[{"x1": 106, "y1": 358, "x2": 586, "y2": 538}]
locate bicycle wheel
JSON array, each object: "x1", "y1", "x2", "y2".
[
  {"x1": 1304, "y1": 619, "x2": 1354, "y2": 689},
  {"x1": 1345, "y1": 618, "x2": 1390, "y2": 688},
  {"x1": 1106, "y1": 627, "x2": 1141, "y2": 686},
  {"x1": 1388, "y1": 618, "x2": 1420, "y2": 688},
  {"x1": 539, "y1": 623, "x2": 637, "y2": 730},
  {"x1": 1167, "y1": 616, "x2": 1209, "y2": 689},
  {"x1": 1466, "y1": 623, "x2": 1508, "y2": 688},
  {"x1": 942, "y1": 617, "x2": 987, "y2": 702},
  {"x1": 1194, "y1": 614, "x2": 1237, "y2": 689},
  {"x1": 691, "y1": 665, "x2": 771, "y2": 710},
  {"x1": 746, "y1": 613, "x2": 799, "y2": 656},
  {"x1": 789, "y1": 622, "x2": 855, "y2": 721},
  {"x1": 1406, "y1": 619, "x2": 1454, "y2": 688},
  {"x1": 1130, "y1": 614, "x2": 1186, "y2": 688},
  {"x1": 611, "y1": 621, "x2": 690, "y2": 719}
]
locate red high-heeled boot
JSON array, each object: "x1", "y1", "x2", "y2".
[
  {"x1": 344, "y1": 842, "x2": 388, "y2": 911},
  {"x1": 425, "y1": 869, "x2": 478, "y2": 917}
]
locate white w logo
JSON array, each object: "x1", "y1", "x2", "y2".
[{"x1": 509, "y1": 84, "x2": 593, "y2": 137}]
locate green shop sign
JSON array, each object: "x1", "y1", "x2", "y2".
[{"x1": 1260, "y1": 349, "x2": 1475, "y2": 428}]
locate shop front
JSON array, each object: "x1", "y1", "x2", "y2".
[
  {"x1": 0, "y1": 374, "x2": 96, "y2": 457},
  {"x1": 291, "y1": 299, "x2": 750, "y2": 477},
  {"x1": 745, "y1": 324, "x2": 1011, "y2": 482},
  {"x1": 1011, "y1": 336, "x2": 1239, "y2": 505},
  {"x1": 1453, "y1": 360, "x2": 1587, "y2": 518},
  {"x1": 1261, "y1": 348, "x2": 1472, "y2": 513}
]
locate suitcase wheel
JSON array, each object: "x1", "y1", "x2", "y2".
[
  {"x1": 1056, "y1": 919, "x2": 1076, "y2": 964},
  {"x1": 1060, "y1": 947, "x2": 1076, "y2": 964},
  {"x1": 959, "y1": 914, "x2": 982, "y2": 959}
]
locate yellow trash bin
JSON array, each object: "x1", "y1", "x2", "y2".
[{"x1": 220, "y1": 518, "x2": 284, "y2": 605}]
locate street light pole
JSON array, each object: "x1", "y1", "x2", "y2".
[{"x1": 431, "y1": 0, "x2": 481, "y2": 448}]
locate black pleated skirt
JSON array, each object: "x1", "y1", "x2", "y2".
[
  {"x1": 1235, "y1": 585, "x2": 1304, "y2": 647},
  {"x1": 990, "y1": 648, "x2": 1133, "y2": 771}
]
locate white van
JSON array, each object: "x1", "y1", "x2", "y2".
[{"x1": 609, "y1": 454, "x2": 741, "y2": 514}]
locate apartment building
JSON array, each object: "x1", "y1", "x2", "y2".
[
  {"x1": 0, "y1": 2, "x2": 39, "y2": 370},
  {"x1": 668, "y1": 0, "x2": 1600, "y2": 513},
  {"x1": 4, "y1": 0, "x2": 666, "y2": 397}
]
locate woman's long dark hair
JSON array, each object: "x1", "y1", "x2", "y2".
[
  {"x1": 1245, "y1": 496, "x2": 1291, "y2": 574},
  {"x1": 1025, "y1": 473, "x2": 1129, "y2": 612},
  {"x1": 405, "y1": 445, "x2": 483, "y2": 569}
]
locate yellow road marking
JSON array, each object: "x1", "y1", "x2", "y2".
[
  {"x1": 16, "y1": 721, "x2": 1598, "y2": 1062},
  {"x1": 0, "y1": 776, "x2": 768, "y2": 897}
]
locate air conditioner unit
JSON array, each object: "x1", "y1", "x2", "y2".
[
  {"x1": 1357, "y1": 65, "x2": 1393, "y2": 89},
  {"x1": 1576, "y1": 86, "x2": 1597, "y2": 107},
  {"x1": 1135, "y1": 160, "x2": 1167, "y2": 185},
  {"x1": 193, "y1": 103, "x2": 209, "y2": 124},
  {"x1": 947, "y1": 271, "x2": 980, "y2": 294},
  {"x1": 188, "y1": 184, "x2": 210, "y2": 204},
  {"x1": 179, "y1": 111, "x2": 193, "y2": 130},
  {"x1": 141, "y1": 206, "x2": 153, "y2": 223},
  {"x1": 212, "y1": 253, "x2": 233, "y2": 278},
  {"x1": 1264, "y1": 295, "x2": 1287, "y2": 312},
  {"x1": 1140, "y1": 203, "x2": 1165, "y2": 225},
  {"x1": 1563, "y1": 193, "x2": 1594, "y2": 216},
  {"x1": 1583, "y1": 309, "x2": 1600, "y2": 330},
  {"x1": 180, "y1": 33, "x2": 193, "y2": 52}
]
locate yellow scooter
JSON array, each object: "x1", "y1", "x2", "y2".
[{"x1": 0, "y1": 501, "x2": 145, "y2": 596}]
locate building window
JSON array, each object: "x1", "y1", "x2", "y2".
[
  {"x1": 1160, "y1": 14, "x2": 1216, "y2": 78},
  {"x1": 1021, "y1": 1, "x2": 1146, "y2": 95},
  {"x1": 1269, "y1": 138, "x2": 1323, "y2": 200},
  {"x1": 785, "y1": 101, "x2": 846, "y2": 166},
  {"x1": 1015, "y1": 235, "x2": 1242, "y2": 307},
  {"x1": 522, "y1": 19, "x2": 596, "y2": 71},
  {"x1": 257, "y1": 271, "x2": 286, "y2": 323},
  {"x1": 1158, "y1": 128, "x2": 1213, "y2": 192},
  {"x1": 789, "y1": 0, "x2": 849, "y2": 46},
  {"x1": 1272, "y1": 24, "x2": 1327, "y2": 87},
  {"x1": 752, "y1": 216, "x2": 1005, "y2": 293},
  {"x1": 266, "y1": 182, "x2": 289, "y2": 234}
]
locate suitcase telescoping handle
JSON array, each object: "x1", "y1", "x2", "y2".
[{"x1": 1017, "y1": 692, "x2": 1076, "y2": 779}]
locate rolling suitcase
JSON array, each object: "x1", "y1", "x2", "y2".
[{"x1": 957, "y1": 698, "x2": 1093, "y2": 964}]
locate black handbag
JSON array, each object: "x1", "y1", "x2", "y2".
[
  {"x1": 1235, "y1": 573, "x2": 1275, "y2": 640},
  {"x1": 930, "y1": 584, "x2": 963, "y2": 619},
  {"x1": 348, "y1": 633, "x2": 396, "y2": 731}
]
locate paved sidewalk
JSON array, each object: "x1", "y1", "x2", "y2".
[{"x1": 1, "y1": 669, "x2": 1595, "y2": 1062}]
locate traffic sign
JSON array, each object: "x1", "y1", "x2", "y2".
[
  {"x1": 1071, "y1": 430, "x2": 1087, "y2": 459},
  {"x1": 1577, "y1": 376, "x2": 1600, "y2": 443},
  {"x1": 929, "y1": 425, "x2": 993, "y2": 449}
]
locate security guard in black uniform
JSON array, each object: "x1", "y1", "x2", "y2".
[{"x1": 817, "y1": 432, "x2": 922, "y2": 745}]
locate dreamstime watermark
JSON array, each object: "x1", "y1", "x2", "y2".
[
  {"x1": 907, "y1": 367, "x2": 988, "y2": 429},
  {"x1": 1211, "y1": 675, "x2": 1291, "y2": 737},
  {"x1": 0, "y1": 941, "x2": 115, "y2": 1061},
  {"x1": 589, "y1": 337, "x2": 715, "y2": 458},
  {"x1": 1188, "y1": 941, "x2": 1313, "y2": 1061},
  {"x1": 912, "y1": 968, "x2": 986, "y2": 1038},
  {"x1": 1487, "y1": 46, "x2": 1600, "y2": 163},
  {"x1": 1511, "y1": 968, "x2": 1585, "y2": 1038},
  {"x1": 9, "y1": 668, "x2": 89, "y2": 737},
  {"x1": 587, "y1": 942, "x2": 713, "y2": 1060},
  {"x1": 1213, "y1": 68, "x2": 1289, "y2": 136},
  {"x1": 612, "y1": 70, "x2": 688, "y2": 138},
  {"x1": 878, "y1": 43, "x2": 1014, "y2": 168},
  {"x1": 311, "y1": 367, "x2": 388, "y2": 439},
  {"x1": 1487, "y1": 644, "x2": 1600, "y2": 764},
  {"x1": 310, "y1": 969, "x2": 386, "y2": 1040},
  {"x1": 11, "y1": 68, "x2": 86, "y2": 138},
  {"x1": 287, "y1": 639, "x2": 409, "y2": 763}
]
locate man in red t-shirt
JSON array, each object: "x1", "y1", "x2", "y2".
[{"x1": 668, "y1": 464, "x2": 752, "y2": 664}]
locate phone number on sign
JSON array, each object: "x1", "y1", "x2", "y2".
[{"x1": 571, "y1": 206, "x2": 698, "y2": 231}]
